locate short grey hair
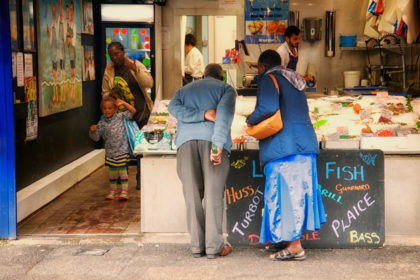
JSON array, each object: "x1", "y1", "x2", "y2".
[{"x1": 204, "y1": 63, "x2": 224, "y2": 80}]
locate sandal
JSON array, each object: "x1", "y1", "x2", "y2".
[{"x1": 270, "y1": 248, "x2": 306, "y2": 261}]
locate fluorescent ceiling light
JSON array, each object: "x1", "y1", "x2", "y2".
[{"x1": 101, "y1": 4, "x2": 154, "y2": 22}]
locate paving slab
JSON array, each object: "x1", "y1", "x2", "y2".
[{"x1": 1, "y1": 239, "x2": 419, "y2": 280}]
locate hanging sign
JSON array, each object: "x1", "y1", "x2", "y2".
[{"x1": 244, "y1": 0, "x2": 289, "y2": 44}]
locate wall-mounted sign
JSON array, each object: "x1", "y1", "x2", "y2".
[{"x1": 244, "y1": 0, "x2": 289, "y2": 44}]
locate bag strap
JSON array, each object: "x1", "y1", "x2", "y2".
[{"x1": 268, "y1": 73, "x2": 280, "y2": 94}]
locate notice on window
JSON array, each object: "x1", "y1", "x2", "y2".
[
  {"x1": 17, "y1": 52, "x2": 24, "y2": 86},
  {"x1": 24, "y1": 53, "x2": 33, "y2": 77},
  {"x1": 244, "y1": 0, "x2": 289, "y2": 44}
]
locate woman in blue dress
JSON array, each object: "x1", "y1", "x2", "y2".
[{"x1": 247, "y1": 50, "x2": 326, "y2": 261}]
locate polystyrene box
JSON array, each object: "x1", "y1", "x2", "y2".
[
  {"x1": 321, "y1": 139, "x2": 360, "y2": 150},
  {"x1": 360, "y1": 134, "x2": 420, "y2": 153}
]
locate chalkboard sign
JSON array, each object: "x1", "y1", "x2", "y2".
[
  {"x1": 226, "y1": 150, "x2": 265, "y2": 246},
  {"x1": 226, "y1": 149, "x2": 385, "y2": 248}
]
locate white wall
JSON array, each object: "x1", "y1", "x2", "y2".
[
  {"x1": 159, "y1": 0, "x2": 371, "y2": 98},
  {"x1": 213, "y1": 16, "x2": 237, "y2": 64}
]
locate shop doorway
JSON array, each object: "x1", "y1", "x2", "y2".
[
  {"x1": 180, "y1": 15, "x2": 237, "y2": 79},
  {"x1": 18, "y1": 166, "x2": 141, "y2": 235}
]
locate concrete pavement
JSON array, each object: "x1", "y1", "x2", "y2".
[{"x1": 1, "y1": 235, "x2": 419, "y2": 280}]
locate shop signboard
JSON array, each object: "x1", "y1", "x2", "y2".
[
  {"x1": 226, "y1": 149, "x2": 385, "y2": 248},
  {"x1": 244, "y1": 0, "x2": 289, "y2": 44}
]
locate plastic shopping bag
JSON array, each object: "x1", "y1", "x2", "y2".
[{"x1": 123, "y1": 118, "x2": 141, "y2": 155}]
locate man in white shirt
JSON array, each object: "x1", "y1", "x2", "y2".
[
  {"x1": 276, "y1": 26, "x2": 301, "y2": 71},
  {"x1": 184, "y1": 33, "x2": 205, "y2": 85}
]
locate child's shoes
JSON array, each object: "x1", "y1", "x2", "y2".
[
  {"x1": 106, "y1": 191, "x2": 116, "y2": 200},
  {"x1": 119, "y1": 190, "x2": 129, "y2": 200}
]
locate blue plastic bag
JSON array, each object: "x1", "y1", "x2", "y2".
[{"x1": 123, "y1": 118, "x2": 141, "y2": 155}]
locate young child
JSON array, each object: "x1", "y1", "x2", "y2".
[{"x1": 89, "y1": 95, "x2": 136, "y2": 200}]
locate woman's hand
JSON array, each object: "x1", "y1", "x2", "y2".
[
  {"x1": 245, "y1": 114, "x2": 254, "y2": 127},
  {"x1": 124, "y1": 57, "x2": 137, "y2": 72}
]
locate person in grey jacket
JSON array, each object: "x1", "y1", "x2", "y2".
[{"x1": 169, "y1": 64, "x2": 236, "y2": 259}]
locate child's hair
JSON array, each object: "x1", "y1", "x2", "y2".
[
  {"x1": 108, "y1": 88, "x2": 119, "y2": 100},
  {"x1": 100, "y1": 94, "x2": 116, "y2": 110}
]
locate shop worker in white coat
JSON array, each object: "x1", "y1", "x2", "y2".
[
  {"x1": 276, "y1": 25, "x2": 301, "y2": 71},
  {"x1": 183, "y1": 33, "x2": 205, "y2": 85}
]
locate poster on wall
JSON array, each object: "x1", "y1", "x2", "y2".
[
  {"x1": 12, "y1": 52, "x2": 17, "y2": 78},
  {"x1": 244, "y1": 0, "x2": 289, "y2": 44},
  {"x1": 9, "y1": 0, "x2": 18, "y2": 50},
  {"x1": 81, "y1": 0, "x2": 94, "y2": 35},
  {"x1": 25, "y1": 76, "x2": 37, "y2": 102},
  {"x1": 26, "y1": 101, "x2": 38, "y2": 141},
  {"x1": 25, "y1": 77, "x2": 38, "y2": 141},
  {"x1": 38, "y1": 0, "x2": 83, "y2": 117},
  {"x1": 23, "y1": 0, "x2": 36, "y2": 51},
  {"x1": 82, "y1": 46, "x2": 95, "y2": 81}
]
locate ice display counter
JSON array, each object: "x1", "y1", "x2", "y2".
[
  {"x1": 232, "y1": 93, "x2": 420, "y2": 153},
  {"x1": 307, "y1": 94, "x2": 420, "y2": 153},
  {"x1": 134, "y1": 93, "x2": 420, "y2": 154},
  {"x1": 138, "y1": 95, "x2": 420, "y2": 244}
]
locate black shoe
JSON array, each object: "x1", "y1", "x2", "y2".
[{"x1": 192, "y1": 252, "x2": 205, "y2": 258}]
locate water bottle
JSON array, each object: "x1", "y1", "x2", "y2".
[
  {"x1": 211, "y1": 144, "x2": 218, "y2": 154},
  {"x1": 130, "y1": 29, "x2": 139, "y2": 49}
]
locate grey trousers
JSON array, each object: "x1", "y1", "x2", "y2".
[{"x1": 176, "y1": 140, "x2": 229, "y2": 255}]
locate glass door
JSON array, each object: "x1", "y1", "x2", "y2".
[{"x1": 104, "y1": 26, "x2": 152, "y2": 72}]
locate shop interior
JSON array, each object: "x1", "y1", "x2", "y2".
[
  {"x1": 6, "y1": 0, "x2": 420, "y2": 242},
  {"x1": 16, "y1": 4, "x2": 241, "y2": 236}
]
